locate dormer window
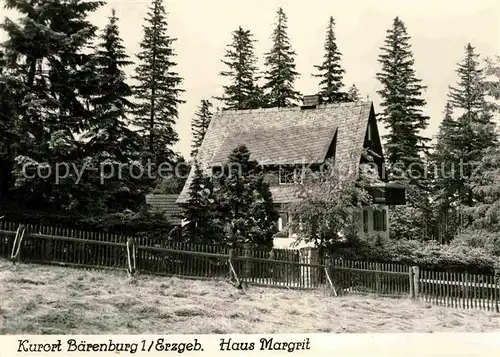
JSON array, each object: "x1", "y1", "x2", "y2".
[{"x1": 279, "y1": 165, "x2": 303, "y2": 185}]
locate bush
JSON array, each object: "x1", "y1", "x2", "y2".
[
  {"x1": 325, "y1": 232, "x2": 500, "y2": 275},
  {"x1": 451, "y1": 229, "x2": 500, "y2": 256}
]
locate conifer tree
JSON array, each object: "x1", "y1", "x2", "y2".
[
  {"x1": 85, "y1": 9, "x2": 146, "y2": 211},
  {"x1": 485, "y1": 55, "x2": 500, "y2": 105},
  {"x1": 2, "y1": 0, "x2": 103, "y2": 212},
  {"x1": 464, "y1": 55, "x2": 500, "y2": 231},
  {"x1": 87, "y1": 9, "x2": 137, "y2": 154},
  {"x1": 216, "y1": 27, "x2": 262, "y2": 110},
  {"x1": 0, "y1": 49, "x2": 19, "y2": 197},
  {"x1": 314, "y1": 17, "x2": 346, "y2": 103},
  {"x1": 263, "y1": 8, "x2": 301, "y2": 108},
  {"x1": 347, "y1": 84, "x2": 361, "y2": 102},
  {"x1": 182, "y1": 162, "x2": 223, "y2": 243},
  {"x1": 376, "y1": 17, "x2": 429, "y2": 176},
  {"x1": 133, "y1": 0, "x2": 184, "y2": 163},
  {"x1": 215, "y1": 145, "x2": 278, "y2": 247},
  {"x1": 446, "y1": 44, "x2": 497, "y2": 208},
  {"x1": 191, "y1": 99, "x2": 213, "y2": 159}
]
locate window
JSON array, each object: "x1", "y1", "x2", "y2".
[
  {"x1": 277, "y1": 212, "x2": 288, "y2": 232},
  {"x1": 374, "y1": 208, "x2": 386, "y2": 232},
  {"x1": 279, "y1": 166, "x2": 303, "y2": 185}
]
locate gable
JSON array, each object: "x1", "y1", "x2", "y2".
[{"x1": 362, "y1": 107, "x2": 386, "y2": 179}]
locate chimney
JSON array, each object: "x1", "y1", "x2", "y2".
[{"x1": 301, "y1": 94, "x2": 322, "y2": 109}]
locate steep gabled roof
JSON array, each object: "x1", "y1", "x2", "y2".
[{"x1": 177, "y1": 101, "x2": 374, "y2": 204}]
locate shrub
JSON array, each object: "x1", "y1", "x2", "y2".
[
  {"x1": 325, "y1": 233, "x2": 500, "y2": 275},
  {"x1": 451, "y1": 229, "x2": 500, "y2": 256}
]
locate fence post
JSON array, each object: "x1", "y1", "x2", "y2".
[
  {"x1": 412, "y1": 266, "x2": 420, "y2": 297},
  {"x1": 375, "y1": 262, "x2": 382, "y2": 293},
  {"x1": 228, "y1": 247, "x2": 240, "y2": 286},
  {"x1": 495, "y1": 269, "x2": 499, "y2": 313},
  {"x1": 242, "y1": 243, "x2": 252, "y2": 279},
  {"x1": 409, "y1": 266, "x2": 415, "y2": 298},
  {"x1": 299, "y1": 247, "x2": 319, "y2": 287}
]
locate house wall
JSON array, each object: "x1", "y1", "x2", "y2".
[
  {"x1": 357, "y1": 205, "x2": 390, "y2": 240},
  {"x1": 272, "y1": 204, "x2": 390, "y2": 249}
]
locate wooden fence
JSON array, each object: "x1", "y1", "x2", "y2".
[{"x1": 0, "y1": 221, "x2": 499, "y2": 312}]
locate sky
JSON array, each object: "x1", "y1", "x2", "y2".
[{"x1": 1, "y1": 0, "x2": 499, "y2": 159}]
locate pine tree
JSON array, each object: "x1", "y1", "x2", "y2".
[
  {"x1": 133, "y1": 0, "x2": 184, "y2": 163},
  {"x1": 376, "y1": 17, "x2": 429, "y2": 176},
  {"x1": 191, "y1": 99, "x2": 213, "y2": 159},
  {"x1": 85, "y1": 9, "x2": 145, "y2": 212},
  {"x1": 347, "y1": 84, "x2": 361, "y2": 102},
  {"x1": 182, "y1": 162, "x2": 223, "y2": 243},
  {"x1": 263, "y1": 8, "x2": 301, "y2": 108},
  {"x1": 313, "y1": 17, "x2": 346, "y2": 104},
  {"x1": 215, "y1": 145, "x2": 278, "y2": 247},
  {"x1": 216, "y1": 27, "x2": 262, "y2": 110}
]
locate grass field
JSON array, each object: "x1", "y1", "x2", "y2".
[{"x1": 1, "y1": 258, "x2": 499, "y2": 334}]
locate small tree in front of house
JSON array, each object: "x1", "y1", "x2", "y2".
[
  {"x1": 215, "y1": 145, "x2": 279, "y2": 247},
  {"x1": 182, "y1": 162, "x2": 224, "y2": 243},
  {"x1": 288, "y1": 156, "x2": 380, "y2": 255}
]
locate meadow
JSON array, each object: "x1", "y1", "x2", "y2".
[{"x1": 1, "y1": 259, "x2": 499, "y2": 334}]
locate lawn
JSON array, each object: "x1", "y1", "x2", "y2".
[{"x1": 1, "y1": 258, "x2": 499, "y2": 334}]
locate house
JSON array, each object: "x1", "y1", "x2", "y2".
[{"x1": 177, "y1": 96, "x2": 406, "y2": 248}]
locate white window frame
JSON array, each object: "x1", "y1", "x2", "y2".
[{"x1": 279, "y1": 165, "x2": 303, "y2": 185}]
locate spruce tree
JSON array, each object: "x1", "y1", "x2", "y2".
[
  {"x1": 313, "y1": 17, "x2": 346, "y2": 104},
  {"x1": 0, "y1": 49, "x2": 19, "y2": 198},
  {"x1": 465, "y1": 56, "x2": 500, "y2": 231},
  {"x1": 347, "y1": 84, "x2": 361, "y2": 102},
  {"x1": 376, "y1": 17, "x2": 429, "y2": 176},
  {"x1": 87, "y1": 9, "x2": 137, "y2": 154},
  {"x1": 215, "y1": 145, "x2": 278, "y2": 247},
  {"x1": 133, "y1": 0, "x2": 184, "y2": 163},
  {"x1": 263, "y1": 8, "x2": 301, "y2": 108},
  {"x1": 2, "y1": 0, "x2": 103, "y2": 212},
  {"x1": 216, "y1": 27, "x2": 262, "y2": 110},
  {"x1": 446, "y1": 44, "x2": 497, "y2": 208},
  {"x1": 433, "y1": 102, "x2": 459, "y2": 202},
  {"x1": 485, "y1": 55, "x2": 500, "y2": 104},
  {"x1": 85, "y1": 9, "x2": 145, "y2": 212},
  {"x1": 191, "y1": 99, "x2": 213, "y2": 159},
  {"x1": 182, "y1": 162, "x2": 223, "y2": 243},
  {"x1": 468, "y1": 146, "x2": 500, "y2": 230}
]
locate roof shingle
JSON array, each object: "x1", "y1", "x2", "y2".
[
  {"x1": 177, "y1": 101, "x2": 374, "y2": 204},
  {"x1": 146, "y1": 194, "x2": 183, "y2": 225}
]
